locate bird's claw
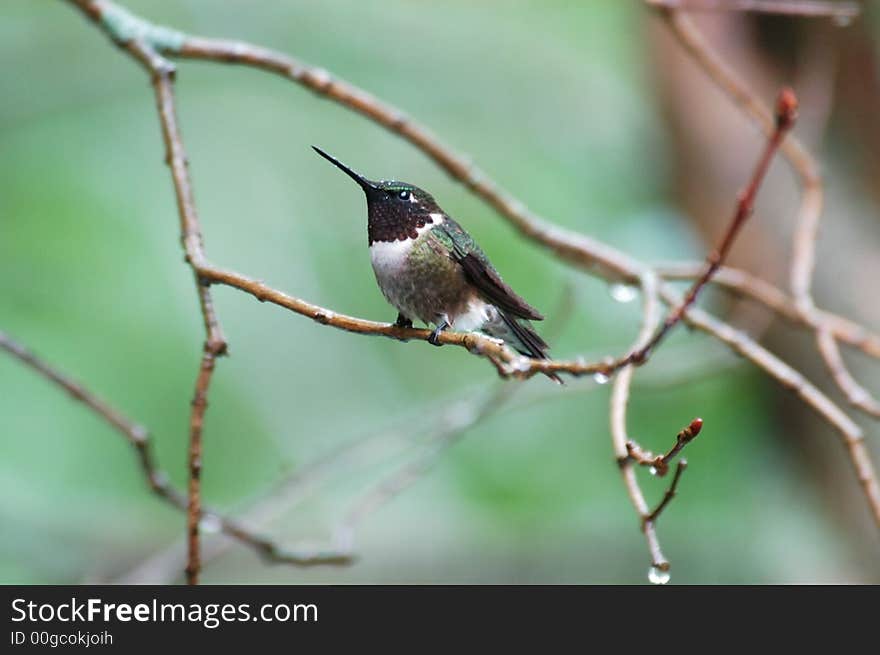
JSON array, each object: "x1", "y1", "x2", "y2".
[
  {"x1": 395, "y1": 313, "x2": 413, "y2": 329},
  {"x1": 428, "y1": 322, "x2": 448, "y2": 347}
]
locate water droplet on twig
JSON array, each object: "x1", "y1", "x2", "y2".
[
  {"x1": 199, "y1": 514, "x2": 222, "y2": 534},
  {"x1": 593, "y1": 372, "x2": 610, "y2": 385},
  {"x1": 648, "y1": 566, "x2": 670, "y2": 585},
  {"x1": 512, "y1": 356, "x2": 532, "y2": 373},
  {"x1": 609, "y1": 283, "x2": 637, "y2": 304}
]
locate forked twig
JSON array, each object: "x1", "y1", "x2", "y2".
[{"x1": 624, "y1": 418, "x2": 703, "y2": 477}]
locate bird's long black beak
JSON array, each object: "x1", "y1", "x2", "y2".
[{"x1": 312, "y1": 146, "x2": 377, "y2": 192}]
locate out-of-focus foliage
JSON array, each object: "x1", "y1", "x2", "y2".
[{"x1": 0, "y1": 0, "x2": 870, "y2": 583}]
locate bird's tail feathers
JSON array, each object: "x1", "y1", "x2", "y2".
[{"x1": 498, "y1": 311, "x2": 563, "y2": 385}]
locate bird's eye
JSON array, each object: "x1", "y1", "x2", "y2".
[{"x1": 398, "y1": 190, "x2": 410, "y2": 200}]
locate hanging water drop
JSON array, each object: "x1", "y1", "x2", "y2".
[
  {"x1": 649, "y1": 466, "x2": 658, "y2": 476},
  {"x1": 593, "y1": 371, "x2": 610, "y2": 385},
  {"x1": 648, "y1": 566, "x2": 670, "y2": 585},
  {"x1": 831, "y1": 14, "x2": 852, "y2": 28},
  {"x1": 609, "y1": 283, "x2": 637, "y2": 304}
]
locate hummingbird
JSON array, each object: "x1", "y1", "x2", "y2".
[{"x1": 313, "y1": 146, "x2": 561, "y2": 383}]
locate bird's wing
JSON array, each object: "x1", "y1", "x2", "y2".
[{"x1": 434, "y1": 218, "x2": 544, "y2": 321}]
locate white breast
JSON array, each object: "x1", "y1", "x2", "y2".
[
  {"x1": 369, "y1": 215, "x2": 443, "y2": 280},
  {"x1": 370, "y1": 242, "x2": 411, "y2": 294}
]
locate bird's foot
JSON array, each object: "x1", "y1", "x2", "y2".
[
  {"x1": 395, "y1": 313, "x2": 413, "y2": 329},
  {"x1": 428, "y1": 320, "x2": 449, "y2": 347}
]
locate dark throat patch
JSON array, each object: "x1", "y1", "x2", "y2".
[{"x1": 367, "y1": 202, "x2": 437, "y2": 244}]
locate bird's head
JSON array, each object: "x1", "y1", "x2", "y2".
[{"x1": 313, "y1": 146, "x2": 443, "y2": 243}]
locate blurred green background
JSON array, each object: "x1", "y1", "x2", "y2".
[{"x1": 2, "y1": 0, "x2": 877, "y2": 584}]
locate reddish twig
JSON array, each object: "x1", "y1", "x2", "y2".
[
  {"x1": 624, "y1": 418, "x2": 704, "y2": 477},
  {"x1": 658, "y1": 418, "x2": 703, "y2": 474},
  {"x1": 586, "y1": 87, "x2": 798, "y2": 379},
  {"x1": 625, "y1": 88, "x2": 798, "y2": 368},
  {"x1": 184, "y1": 346, "x2": 217, "y2": 583}
]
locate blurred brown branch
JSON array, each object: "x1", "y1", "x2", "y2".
[{"x1": 16, "y1": 0, "x2": 869, "y2": 583}]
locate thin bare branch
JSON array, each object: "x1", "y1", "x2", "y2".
[
  {"x1": 645, "y1": 461, "x2": 689, "y2": 525},
  {"x1": 610, "y1": 271, "x2": 683, "y2": 572},
  {"x1": 656, "y1": 262, "x2": 880, "y2": 359},
  {"x1": 817, "y1": 330, "x2": 880, "y2": 418},
  {"x1": 0, "y1": 331, "x2": 176, "y2": 502}
]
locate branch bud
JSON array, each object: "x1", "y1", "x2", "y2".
[{"x1": 775, "y1": 87, "x2": 798, "y2": 132}]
